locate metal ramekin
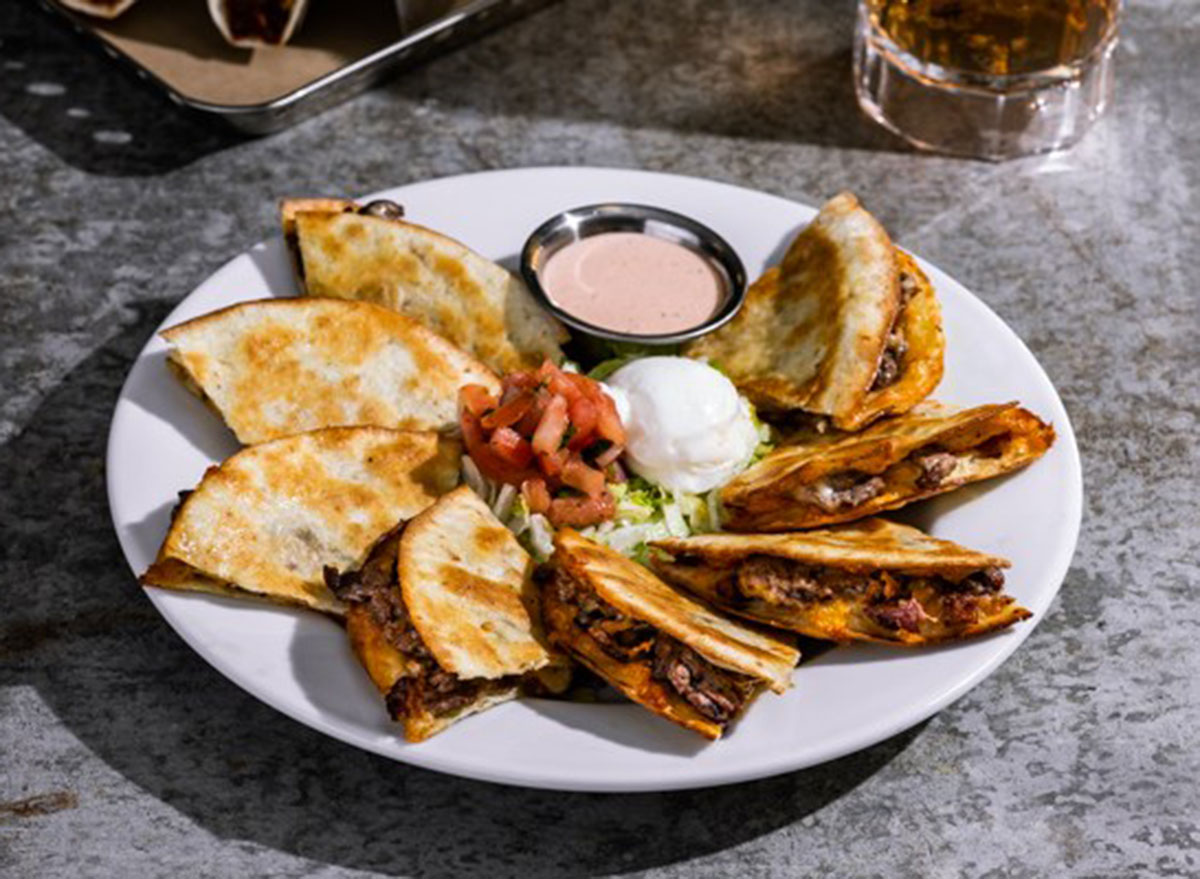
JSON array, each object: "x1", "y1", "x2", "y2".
[{"x1": 520, "y1": 203, "x2": 747, "y2": 347}]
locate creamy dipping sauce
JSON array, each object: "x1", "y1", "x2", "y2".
[{"x1": 541, "y1": 232, "x2": 724, "y2": 334}]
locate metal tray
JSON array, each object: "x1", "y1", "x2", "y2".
[{"x1": 38, "y1": 0, "x2": 557, "y2": 134}]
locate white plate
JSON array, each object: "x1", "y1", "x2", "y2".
[{"x1": 106, "y1": 167, "x2": 1082, "y2": 792}]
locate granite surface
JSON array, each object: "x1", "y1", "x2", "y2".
[{"x1": 1, "y1": 0, "x2": 1198, "y2": 876}]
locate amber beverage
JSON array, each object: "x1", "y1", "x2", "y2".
[{"x1": 854, "y1": 0, "x2": 1121, "y2": 160}]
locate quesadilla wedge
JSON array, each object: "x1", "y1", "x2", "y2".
[
  {"x1": 651, "y1": 519, "x2": 1030, "y2": 646},
  {"x1": 140, "y1": 427, "x2": 460, "y2": 615},
  {"x1": 326, "y1": 486, "x2": 570, "y2": 742},
  {"x1": 685, "y1": 193, "x2": 943, "y2": 430},
  {"x1": 161, "y1": 297, "x2": 500, "y2": 444},
  {"x1": 540, "y1": 529, "x2": 799, "y2": 740},
  {"x1": 721, "y1": 401, "x2": 1055, "y2": 532},
  {"x1": 208, "y1": 0, "x2": 310, "y2": 47},
  {"x1": 284, "y1": 201, "x2": 567, "y2": 373}
]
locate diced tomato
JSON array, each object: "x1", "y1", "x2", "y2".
[
  {"x1": 503, "y1": 371, "x2": 539, "y2": 394},
  {"x1": 461, "y1": 363, "x2": 628, "y2": 527},
  {"x1": 521, "y1": 478, "x2": 551, "y2": 514},
  {"x1": 567, "y1": 395, "x2": 598, "y2": 445},
  {"x1": 460, "y1": 384, "x2": 498, "y2": 418},
  {"x1": 481, "y1": 392, "x2": 534, "y2": 430},
  {"x1": 547, "y1": 491, "x2": 617, "y2": 527},
  {"x1": 531, "y1": 394, "x2": 569, "y2": 455},
  {"x1": 537, "y1": 447, "x2": 568, "y2": 478},
  {"x1": 461, "y1": 409, "x2": 537, "y2": 485},
  {"x1": 488, "y1": 427, "x2": 534, "y2": 468},
  {"x1": 595, "y1": 395, "x2": 626, "y2": 445},
  {"x1": 562, "y1": 456, "x2": 606, "y2": 497}
]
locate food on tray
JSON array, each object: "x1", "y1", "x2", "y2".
[
  {"x1": 720, "y1": 401, "x2": 1055, "y2": 532},
  {"x1": 603, "y1": 356, "x2": 761, "y2": 494},
  {"x1": 208, "y1": 0, "x2": 310, "y2": 47},
  {"x1": 540, "y1": 529, "x2": 799, "y2": 739},
  {"x1": 685, "y1": 192, "x2": 944, "y2": 431},
  {"x1": 325, "y1": 486, "x2": 570, "y2": 742},
  {"x1": 58, "y1": 0, "x2": 140, "y2": 19},
  {"x1": 651, "y1": 518, "x2": 1031, "y2": 645},
  {"x1": 459, "y1": 360, "x2": 626, "y2": 528},
  {"x1": 284, "y1": 199, "x2": 567, "y2": 373},
  {"x1": 160, "y1": 297, "x2": 499, "y2": 443},
  {"x1": 140, "y1": 427, "x2": 460, "y2": 615}
]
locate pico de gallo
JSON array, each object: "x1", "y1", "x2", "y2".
[{"x1": 459, "y1": 360, "x2": 626, "y2": 528}]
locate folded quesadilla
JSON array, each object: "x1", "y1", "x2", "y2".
[
  {"x1": 161, "y1": 297, "x2": 500, "y2": 444},
  {"x1": 58, "y1": 0, "x2": 140, "y2": 19},
  {"x1": 540, "y1": 529, "x2": 799, "y2": 740},
  {"x1": 282, "y1": 199, "x2": 567, "y2": 373},
  {"x1": 326, "y1": 486, "x2": 570, "y2": 742},
  {"x1": 685, "y1": 192, "x2": 944, "y2": 430},
  {"x1": 721, "y1": 401, "x2": 1055, "y2": 532},
  {"x1": 651, "y1": 519, "x2": 1030, "y2": 646},
  {"x1": 140, "y1": 427, "x2": 460, "y2": 615},
  {"x1": 208, "y1": 0, "x2": 310, "y2": 47}
]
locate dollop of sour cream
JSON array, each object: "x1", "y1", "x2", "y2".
[{"x1": 603, "y1": 357, "x2": 760, "y2": 494}]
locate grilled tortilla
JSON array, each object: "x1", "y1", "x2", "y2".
[
  {"x1": 326, "y1": 487, "x2": 569, "y2": 742},
  {"x1": 541, "y1": 529, "x2": 799, "y2": 740},
  {"x1": 685, "y1": 193, "x2": 943, "y2": 430},
  {"x1": 651, "y1": 519, "x2": 1030, "y2": 646},
  {"x1": 286, "y1": 204, "x2": 567, "y2": 373},
  {"x1": 721, "y1": 401, "x2": 1055, "y2": 532},
  {"x1": 161, "y1": 297, "x2": 500, "y2": 444},
  {"x1": 208, "y1": 0, "x2": 310, "y2": 46},
  {"x1": 140, "y1": 427, "x2": 460, "y2": 616}
]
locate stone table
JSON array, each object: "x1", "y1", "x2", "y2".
[{"x1": 1, "y1": 1, "x2": 1196, "y2": 876}]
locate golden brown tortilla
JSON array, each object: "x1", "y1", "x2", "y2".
[
  {"x1": 721, "y1": 401, "x2": 1055, "y2": 532},
  {"x1": 289, "y1": 208, "x2": 567, "y2": 373},
  {"x1": 161, "y1": 297, "x2": 500, "y2": 444},
  {"x1": 399, "y1": 486, "x2": 563, "y2": 681},
  {"x1": 651, "y1": 518, "x2": 1030, "y2": 646},
  {"x1": 685, "y1": 192, "x2": 899, "y2": 422},
  {"x1": 140, "y1": 427, "x2": 461, "y2": 615}
]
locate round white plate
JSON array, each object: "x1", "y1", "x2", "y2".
[{"x1": 107, "y1": 167, "x2": 1082, "y2": 792}]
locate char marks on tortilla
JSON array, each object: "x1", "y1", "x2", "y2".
[
  {"x1": 161, "y1": 297, "x2": 500, "y2": 444},
  {"x1": 140, "y1": 427, "x2": 461, "y2": 615},
  {"x1": 291, "y1": 209, "x2": 567, "y2": 373}
]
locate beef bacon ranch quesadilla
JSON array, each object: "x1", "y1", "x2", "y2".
[
  {"x1": 685, "y1": 192, "x2": 944, "y2": 431},
  {"x1": 281, "y1": 198, "x2": 567, "y2": 374},
  {"x1": 141, "y1": 427, "x2": 461, "y2": 615},
  {"x1": 325, "y1": 486, "x2": 569, "y2": 742},
  {"x1": 161, "y1": 297, "x2": 500, "y2": 443},
  {"x1": 721, "y1": 401, "x2": 1056, "y2": 532},
  {"x1": 540, "y1": 529, "x2": 799, "y2": 740},
  {"x1": 651, "y1": 519, "x2": 1031, "y2": 646}
]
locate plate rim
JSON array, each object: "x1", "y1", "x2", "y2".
[{"x1": 105, "y1": 165, "x2": 1083, "y2": 792}]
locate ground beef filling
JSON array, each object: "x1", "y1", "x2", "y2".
[
  {"x1": 732, "y1": 556, "x2": 1006, "y2": 634},
  {"x1": 325, "y1": 531, "x2": 516, "y2": 719},
  {"x1": 870, "y1": 269, "x2": 920, "y2": 391},
  {"x1": 550, "y1": 568, "x2": 752, "y2": 725},
  {"x1": 797, "y1": 444, "x2": 962, "y2": 513}
]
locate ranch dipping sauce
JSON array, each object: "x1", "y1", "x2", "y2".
[{"x1": 541, "y1": 232, "x2": 724, "y2": 335}]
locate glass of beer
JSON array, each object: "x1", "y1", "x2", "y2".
[{"x1": 854, "y1": 0, "x2": 1121, "y2": 160}]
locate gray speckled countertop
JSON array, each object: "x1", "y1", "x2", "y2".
[{"x1": 2, "y1": 1, "x2": 1197, "y2": 876}]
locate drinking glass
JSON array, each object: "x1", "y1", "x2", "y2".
[{"x1": 854, "y1": 0, "x2": 1121, "y2": 160}]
